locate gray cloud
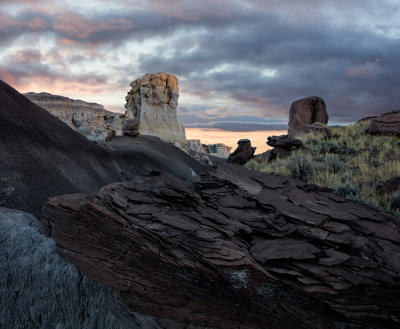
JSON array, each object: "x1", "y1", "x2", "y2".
[{"x1": 1, "y1": 0, "x2": 399, "y2": 129}]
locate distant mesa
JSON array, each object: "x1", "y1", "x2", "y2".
[
  {"x1": 288, "y1": 96, "x2": 328, "y2": 136},
  {"x1": 125, "y1": 72, "x2": 187, "y2": 145},
  {"x1": 24, "y1": 92, "x2": 125, "y2": 141}
]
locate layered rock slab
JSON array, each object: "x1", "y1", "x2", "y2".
[
  {"x1": 125, "y1": 73, "x2": 186, "y2": 145},
  {"x1": 43, "y1": 164, "x2": 400, "y2": 329}
]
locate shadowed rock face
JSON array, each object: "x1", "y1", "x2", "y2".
[
  {"x1": 288, "y1": 96, "x2": 328, "y2": 136},
  {"x1": 0, "y1": 80, "x2": 204, "y2": 218},
  {"x1": 367, "y1": 111, "x2": 400, "y2": 136},
  {"x1": 43, "y1": 164, "x2": 400, "y2": 329}
]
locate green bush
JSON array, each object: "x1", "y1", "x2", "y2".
[
  {"x1": 287, "y1": 156, "x2": 314, "y2": 181},
  {"x1": 333, "y1": 183, "x2": 360, "y2": 199},
  {"x1": 315, "y1": 140, "x2": 343, "y2": 154},
  {"x1": 324, "y1": 154, "x2": 345, "y2": 173}
]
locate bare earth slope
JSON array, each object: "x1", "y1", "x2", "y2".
[{"x1": 0, "y1": 80, "x2": 204, "y2": 218}]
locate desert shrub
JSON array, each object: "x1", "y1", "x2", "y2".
[
  {"x1": 246, "y1": 159, "x2": 258, "y2": 170},
  {"x1": 333, "y1": 183, "x2": 360, "y2": 199},
  {"x1": 390, "y1": 193, "x2": 400, "y2": 211},
  {"x1": 315, "y1": 140, "x2": 343, "y2": 154},
  {"x1": 324, "y1": 154, "x2": 345, "y2": 173},
  {"x1": 287, "y1": 156, "x2": 314, "y2": 181}
]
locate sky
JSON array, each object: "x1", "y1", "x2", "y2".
[{"x1": 0, "y1": 0, "x2": 399, "y2": 138}]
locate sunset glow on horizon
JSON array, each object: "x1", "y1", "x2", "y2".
[{"x1": 185, "y1": 128, "x2": 287, "y2": 155}]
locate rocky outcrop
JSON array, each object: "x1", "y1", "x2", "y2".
[
  {"x1": 0, "y1": 80, "x2": 204, "y2": 217},
  {"x1": 288, "y1": 96, "x2": 328, "y2": 136},
  {"x1": 367, "y1": 111, "x2": 400, "y2": 136},
  {"x1": 267, "y1": 135, "x2": 303, "y2": 150},
  {"x1": 122, "y1": 118, "x2": 140, "y2": 136},
  {"x1": 25, "y1": 92, "x2": 125, "y2": 141},
  {"x1": 125, "y1": 73, "x2": 186, "y2": 145},
  {"x1": 43, "y1": 164, "x2": 400, "y2": 329},
  {"x1": 187, "y1": 139, "x2": 232, "y2": 158},
  {"x1": 227, "y1": 139, "x2": 256, "y2": 165},
  {"x1": 261, "y1": 135, "x2": 304, "y2": 162}
]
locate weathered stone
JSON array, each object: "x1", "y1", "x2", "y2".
[
  {"x1": 25, "y1": 92, "x2": 125, "y2": 141},
  {"x1": 124, "y1": 72, "x2": 186, "y2": 145},
  {"x1": 267, "y1": 135, "x2": 303, "y2": 150},
  {"x1": 105, "y1": 129, "x2": 116, "y2": 142},
  {"x1": 367, "y1": 111, "x2": 400, "y2": 136},
  {"x1": 288, "y1": 96, "x2": 328, "y2": 136},
  {"x1": 187, "y1": 139, "x2": 231, "y2": 158},
  {"x1": 227, "y1": 139, "x2": 256, "y2": 165},
  {"x1": 201, "y1": 155, "x2": 212, "y2": 165},
  {"x1": 43, "y1": 163, "x2": 400, "y2": 329},
  {"x1": 122, "y1": 119, "x2": 140, "y2": 136}
]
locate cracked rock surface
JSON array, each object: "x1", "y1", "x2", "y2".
[{"x1": 43, "y1": 163, "x2": 400, "y2": 329}]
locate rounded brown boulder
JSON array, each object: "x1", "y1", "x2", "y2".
[{"x1": 288, "y1": 96, "x2": 328, "y2": 136}]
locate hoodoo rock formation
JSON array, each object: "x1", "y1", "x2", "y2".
[
  {"x1": 227, "y1": 139, "x2": 256, "y2": 165},
  {"x1": 43, "y1": 164, "x2": 400, "y2": 329},
  {"x1": 125, "y1": 73, "x2": 187, "y2": 145},
  {"x1": 25, "y1": 92, "x2": 124, "y2": 141},
  {"x1": 288, "y1": 96, "x2": 329, "y2": 136}
]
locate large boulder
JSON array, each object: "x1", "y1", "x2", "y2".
[
  {"x1": 367, "y1": 111, "x2": 400, "y2": 136},
  {"x1": 42, "y1": 165, "x2": 400, "y2": 329},
  {"x1": 267, "y1": 135, "x2": 303, "y2": 150},
  {"x1": 227, "y1": 139, "x2": 256, "y2": 165},
  {"x1": 288, "y1": 96, "x2": 328, "y2": 136},
  {"x1": 124, "y1": 73, "x2": 187, "y2": 145}
]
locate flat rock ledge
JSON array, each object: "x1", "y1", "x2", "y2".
[{"x1": 42, "y1": 164, "x2": 400, "y2": 329}]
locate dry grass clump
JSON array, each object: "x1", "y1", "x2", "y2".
[{"x1": 246, "y1": 119, "x2": 400, "y2": 217}]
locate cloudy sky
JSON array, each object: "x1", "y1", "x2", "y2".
[{"x1": 1, "y1": 0, "x2": 399, "y2": 133}]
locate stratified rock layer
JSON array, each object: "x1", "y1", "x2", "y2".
[
  {"x1": 43, "y1": 164, "x2": 400, "y2": 329},
  {"x1": 367, "y1": 111, "x2": 400, "y2": 136},
  {"x1": 25, "y1": 92, "x2": 125, "y2": 141},
  {"x1": 125, "y1": 73, "x2": 186, "y2": 145},
  {"x1": 288, "y1": 96, "x2": 328, "y2": 136}
]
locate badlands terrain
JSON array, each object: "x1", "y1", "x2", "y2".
[{"x1": 1, "y1": 73, "x2": 400, "y2": 329}]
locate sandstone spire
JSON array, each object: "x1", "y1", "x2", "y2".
[{"x1": 125, "y1": 72, "x2": 187, "y2": 145}]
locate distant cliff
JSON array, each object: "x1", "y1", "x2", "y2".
[{"x1": 25, "y1": 92, "x2": 124, "y2": 141}]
